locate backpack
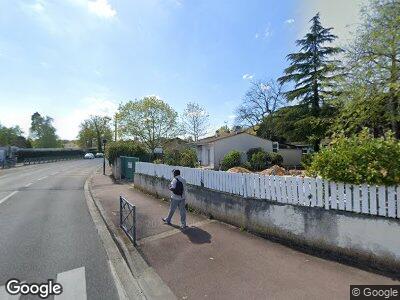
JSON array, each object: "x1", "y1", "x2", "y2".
[{"x1": 172, "y1": 178, "x2": 184, "y2": 196}]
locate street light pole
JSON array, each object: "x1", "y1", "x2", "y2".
[{"x1": 102, "y1": 138, "x2": 107, "y2": 175}]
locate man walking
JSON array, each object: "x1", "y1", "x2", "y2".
[{"x1": 162, "y1": 169, "x2": 187, "y2": 229}]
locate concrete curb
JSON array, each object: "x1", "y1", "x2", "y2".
[
  {"x1": 84, "y1": 175, "x2": 144, "y2": 299},
  {"x1": 85, "y1": 170, "x2": 176, "y2": 300}
]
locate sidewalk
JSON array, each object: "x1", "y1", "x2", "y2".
[{"x1": 90, "y1": 168, "x2": 396, "y2": 300}]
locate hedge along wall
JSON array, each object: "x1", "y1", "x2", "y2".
[{"x1": 16, "y1": 148, "x2": 85, "y2": 162}]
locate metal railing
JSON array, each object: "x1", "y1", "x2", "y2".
[
  {"x1": 23, "y1": 155, "x2": 83, "y2": 165},
  {"x1": 120, "y1": 196, "x2": 136, "y2": 245}
]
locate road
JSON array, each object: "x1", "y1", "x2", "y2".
[{"x1": 0, "y1": 159, "x2": 119, "y2": 300}]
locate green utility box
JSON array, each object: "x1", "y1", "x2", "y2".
[{"x1": 120, "y1": 156, "x2": 139, "y2": 181}]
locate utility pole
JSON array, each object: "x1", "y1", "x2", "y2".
[
  {"x1": 102, "y1": 138, "x2": 107, "y2": 175},
  {"x1": 114, "y1": 113, "x2": 118, "y2": 142}
]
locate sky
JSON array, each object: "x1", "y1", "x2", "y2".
[{"x1": 0, "y1": 0, "x2": 363, "y2": 140}]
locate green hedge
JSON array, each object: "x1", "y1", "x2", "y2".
[
  {"x1": 106, "y1": 141, "x2": 149, "y2": 164},
  {"x1": 247, "y1": 149, "x2": 284, "y2": 171},
  {"x1": 158, "y1": 147, "x2": 198, "y2": 168},
  {"x1": 16, "y1": 148, "x2": 84, "y2": 162},
  {"x1": 306, "y1": 129, "x2": 400, "y2": 185},
  {"x1": 249, "y1": 151, "x2": 268, "y2": 171},
  {"x1": 221, "y1": 150, "x2": 241, "y2": 171}
]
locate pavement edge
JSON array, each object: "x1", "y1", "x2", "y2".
[{"x1": 84, "y1": 170, "x2": 176, "y2": 300}]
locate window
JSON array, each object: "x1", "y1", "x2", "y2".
[{"x1": 272, "y1": 142, "x2": 279, "y2": 153}]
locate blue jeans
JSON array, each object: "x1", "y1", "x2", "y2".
[{"x1": 166, "y1": 198, "x2": 186, "y2": 226}]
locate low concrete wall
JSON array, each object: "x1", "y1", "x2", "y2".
[{"x1": 135, "y1": 173, "x2": 400, "y2": 274}]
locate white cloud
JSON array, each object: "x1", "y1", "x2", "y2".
[
  {"x1": 88, "y1": 0, "x2": 117, "y2": 19},
  {"x1": 263, "y1": 24, "x2": 272, "y2": 38},
  {"x1": 285, "y1": 18, "x2": 295, "y2": 24},
  {"x1": 31, "y1": 0, "x2": 45, "y2": 13},
  {"x1": 255, "y1": 23, "x2": 272, "y2": 40},
  {"x1": 55, "y1": 97, "x2": 118, "y2": 139},
  {"x1": 228, "y1": 114, "x2": 236, "y2": 119},
  {"x1": 301, "y1": 0, "x2": 363, "y2": 44},
  {"x1": 242, "y1": 74, "x2": 254, "y2": 80}
]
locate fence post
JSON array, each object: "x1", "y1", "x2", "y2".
[
  {"x1": 132, "y1": 205, "x2": 136, "y2": 246},
  {"x1": 119, "y1": 196, "x2": 122, "y2": 226}
]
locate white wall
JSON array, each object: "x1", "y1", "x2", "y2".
[
  {"x1": 278, "y1": 149, "x2": 303, "y2": 166},
  {"x1": 198, "y1": 144, "x2": 215, "y2": 168},
  {"x1": 214, "y1": 133, "x2": 273, "y2": 168}
]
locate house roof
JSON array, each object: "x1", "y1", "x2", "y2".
[{"x1": 195, "y1": 131, "x2": 272, "y2": 145}]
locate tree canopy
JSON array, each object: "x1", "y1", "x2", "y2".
[
  {"x1": 0, "y1": 124, "x2": 31, "y2": 148},
  {"x1": 334, "y1": 0, "x2": 400, "y2": 138},
  {"x1": 182, "y1": 102, "x2": 209, "y2": 141},
  {"x1": 235, "y1": 80, "x2": 284, "y2": 128},
  {"x1": 29, "y1": 112, "x2": 61, "y2": 148},
  {"x1": 77, "y1": 115, "x2": 112, "y2": 152},
  {"x1": 118, "y1": 96, "x2": 179, "y2": 153}
]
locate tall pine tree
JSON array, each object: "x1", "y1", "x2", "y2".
[{"x1": 278, "y1": 13, "x2": 342, "y2": 150}]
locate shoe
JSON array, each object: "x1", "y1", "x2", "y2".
[
  {"x1": 162, "y1": 218, "x2": 171, "y2": 225},
  {"x1": 180, "y1": 225, "x2": 188, "y2": 229}
]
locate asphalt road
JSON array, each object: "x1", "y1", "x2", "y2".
[{"x1": 0, "y1": 159, "x2": 119, "y2": 300}]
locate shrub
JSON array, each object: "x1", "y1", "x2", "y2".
[
  {"x1": 249, "y1": 151, "x2": 268, "y2": 171},
  {"x1": 221, "y1": 150, "x2": 241, "y2": 171},
  {"x1": 246, "y1": 147, "x2": 263, "y2": 160},
  {"x1": 153, "y1": 158, "x2": 163, "y2": 164},
  {"x1": 240, "y1": 161, "x2": 252, "y2": 170},
  {"x1": 306, "y1": 129, "x2": 400, "y2": 185},
  {"x1": 301, "y1": 153, "x2": 313, "y2": 169},
  {"x1": 179, "y1": 148, "x2": 198, "y2": 167},
  {"x1": 106, "y1": 141, "x2": 149, "y2": 164},
  {"x1": 269, "y1": 153, "x2": 283, "y2": 166},
  {"x1": 163, "y1": 148, "x2": 181, "y2": 165}
]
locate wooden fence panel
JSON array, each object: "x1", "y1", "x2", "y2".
[
  {"x1": 378, "y1": 186, "x2": 386, "y2": 217},
  {"x1": 330, "y1": 182, "x2": 338, "y2": 210},
  {"x1": 276, "y1": 176, "x2": 283, "y2": 203},
  {"x1": 265, "y1": 176, "x2": 271, "y2": 200},
  {"x1": 345, "y1": 184, "x2": 353, "y2": 212},
  {"x1": 297, "y1": 177, "x2": 305, "y2": 206},
  {"x1": 397, "y1": 186, "x2": 400, "y2": 219},
  {"x1": 369, "y1": 186, "x2": 377, "y2": 215},
  {"x1": 337, "y1": 183, "x2": 345, "y2": 210},
  {"x1": 288, "y1": 177, "x2": 294, "y2": 204},
  {"x1": 309, "y1": 178, "x2": 317, "y2": 207},
  {"x1": 361, "y1": 184, "x2": 369, "y2": 214},
  {"x1": 388, "y1": 186, "x2": 396, "y2": 218},
  {"x1": 316, "y1": 178, "x2": 323, "y2": 207},
  {"x1": 260, "y1": 176, "x2": 266, "y2": 199},
  {"x1": 135, "y1": 163, "x2": 400, "y2": 219}
]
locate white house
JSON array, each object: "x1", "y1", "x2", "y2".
[{"x1": 195, "y1": 131, "x2": 302, "y2": 169}]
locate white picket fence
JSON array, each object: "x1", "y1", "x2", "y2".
[{"x1": 135, "y1": 162, "x2": 400, "y2": 219}]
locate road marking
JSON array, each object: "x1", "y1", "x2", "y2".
[
  {"x1": 55, "y1": 267, "x2": 87, "y2": 300},
  {"x1": 138, "y1": 219, "x2": 215, "y2": 245},
  {"x1": 0, "y1": 191, "x2": 18, "y2": 205},
  {"x1": 0, "y1": 284, "x2": 21, "y2": 299},
  {"x1": 37, "y1": 176, "x2": 48, "y2": 181},
  {"x1": 25, "y1": 182, "x2": 33, "y2": 187}
]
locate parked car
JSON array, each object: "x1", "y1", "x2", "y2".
[
  {"x1": 95, "y1": 153, "x2": 104, "y2": 158},
  {"x1": 84, "y1": 153, "x2": 95, "y2": 159}
]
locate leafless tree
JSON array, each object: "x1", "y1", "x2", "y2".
[
  {"x1": 235, "y1": 80, "x2": 284, "y2": 128},
  {"x1": 182, "y1": 102, "x2": 210, "y2": 141}
]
